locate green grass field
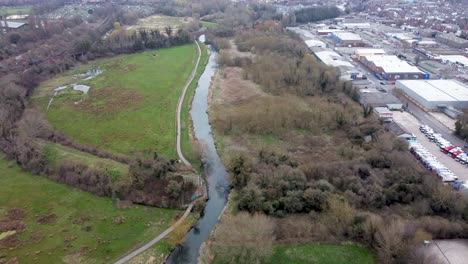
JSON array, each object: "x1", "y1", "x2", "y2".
[
  {"x1": 34, "y1": 44, "x2": 199, "y2": 159},
  {"x1": 0, "y1": 156, "x2": 180, "y2": 263},
  {"x1": 0, "y1": 6, "x2": 31, "y2": 16},
  {"x1": 40, "y1": 142, "x2": 129, "y2": 182},
  {"x1": 201, "y1": 21, "x2": 218, "y2": 29},
  {"x1": 269, "y1": 243, "x2": 376, "y2": 264}
]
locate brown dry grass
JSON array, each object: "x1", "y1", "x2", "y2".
[
  {"x1": 5, "y1": 208, "x2": 27, "y2": 221},
  {"x1": 75, "y1": 87, "x2": 144, "y2": 116},
  {"x1": 118, "y1": 64, "x2": 138, "y2": 74},
  {"x1": 209, "y1": 38, "x2": 366, "y2": 165},
  {"x1": 211, "y1": 67, "x2": 265, "y2": 106},
  {"x1": 0, "y1": 220, "x2": 26, "y2": 233},
  {"x1": 36, "y1": 214, "x2": 57, "y2": 225},
  {"x1": 227, "y1": 39, "x2": 253, "y2": 59},
  {"x1": 0, "y1": 233, "x2": 21, "y2": 249}
]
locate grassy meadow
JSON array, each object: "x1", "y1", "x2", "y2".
[
  {"x1": 34, "y1": 44, "x2": 200, "y2": 159},
  {"x1": 0, "y1": 6, "x2": 31, "y2": 16},
  {"x1": 0, "y1": 156, "x2": 180, "y2": 263},
  {"x1": 130, "y1": 15, "x2": 218, "y2": 31},
  {"x1": 269, "y1": 244, "x2": 376, "y2": 264}
]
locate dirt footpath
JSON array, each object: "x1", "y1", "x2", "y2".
[{"x1": 392, "y1": 111, "x2": 468, "y2": 181}]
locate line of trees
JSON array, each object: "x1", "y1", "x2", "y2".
[
  {"x1": 294, "y1": 6, "x2": 341, "y2": 24},
  {"x1": 455, "y1": 113, "x2": 468, "y2": 139}
]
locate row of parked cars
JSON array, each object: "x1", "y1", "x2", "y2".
[
  {"x1": 420, "y1": 125, "x2": 468, "y2": 165},
  {"x1": 408, "y1": 140, "x2": 458, "y2": 182}
]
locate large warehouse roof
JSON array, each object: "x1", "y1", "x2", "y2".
[
  {"x1": 314, "y1": 51, "x2": 354, "y2": 68},
  {"x1": 355, "y1": 48, "x2": 386, "y2": 55},
  {"x1": 397, "y1": 80, "x2": 468, "y2": 103},
  {"x1": 365, "y1": 55, "x2": 423, "y2": 73},
  {"x1": 332, "y1": 32, "x2": 362, "y2": 41}
]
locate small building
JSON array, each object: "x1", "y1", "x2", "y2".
[
  {"x1": 305, "y1": 39, "x2": 326, "y2": 48},
  {"x1": 339, "y1": 20, "x2": 371, "y2": 29},
  {"x1": 435, "y1": 33, "x2": 468, "y2": 49},
  {"x1": 439, "y1": 55, "x2": 468, "y2": 68},
  {"x1": 396, "y1": 79, "x2": 468, "y2": 110},
  {"x1": 360, "y1": 55, "x2": 429, "y2": 80},
  {"x1": 330, "y1": 32, "x2": 365, "y2": 47},
  {"x1": 317, "y1": 29, "x2": 343, "y2": 36},
  {"x1": 0, "y1": 21, "x2": 28, "y2": 32},
  {"x1": 354, "y1": 48, "x2": 386, "y2": 59},
  {"x1": 416, "y1": 40, "x2": 438, "y2": 47},
  {"x1": 374, "y1": 107, "x2": 393, "y2": 122}
]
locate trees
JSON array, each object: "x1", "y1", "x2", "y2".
[
  {"x1": 294, "y1": 6, "x2": 341, "y2": 24},
  {"x1": 211, "y1": 212, "x2": 274, "y2": 264}
]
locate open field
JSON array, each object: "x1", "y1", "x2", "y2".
[
  {"x1": 0, "y1": 156, "x2": 180, "y2": 264},
  {"x1": 33, "y1": 44, "x2": 199, "y2": 159},
  {"x1": 128, "y1": 15, "x2": 218, "y2": 31},
  {"x1": 130, "y1": 15, "x2": 193, "y2": 31},
  {"x1": 269, "y1": 243, "x2": 376, "y2": 264},
  {"x1": 0, "y1": 6, "x2": 31, "y2": 16}
]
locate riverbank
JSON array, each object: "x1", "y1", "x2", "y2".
[{"x1": 166, "y1": 47, "x2": 231, "y2": 264}]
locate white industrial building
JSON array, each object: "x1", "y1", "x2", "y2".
[
  {"x1": 439, "y1": 55, "x2": 468, "y2": 67},
  {"x1": 354, "y1": 48, "x2": 386, "y2": 59},
  {"x1": 305, "y1": 39, "x2": 326, "y2": 48},
  {"x1": 360, "y1": 55, "x2": 430, "y2": 80},
  {"x1": 339, "y1": 22, "x2": 371, "y2": 29},
  {"x1": 396, "y1": 80, "x2": 468, "y2": 110},
  {"x1": 314, "y1": 50, "x2": 361, "y2": 80}
]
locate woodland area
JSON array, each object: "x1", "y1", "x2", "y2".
[
  {"x1": 455, "y1": 113, "x2": 468, "y2": 139},
  {"x1": 205, "y1": 21, "x2": 468, "y2": 264}
]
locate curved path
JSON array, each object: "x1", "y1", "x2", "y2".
[
  {"x1": 176, "y1": 41, "x2": 202, "y2": 168},
  {"x1": 113, "y1": 41, "x2": 202, "y2": 264},
  {"x1": 114, "y1": 204, "x2": 194, "y2": 264}
]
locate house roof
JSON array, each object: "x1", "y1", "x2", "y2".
[{"x1": 0, "y1": 21, "x2": 27, "y2": 29}]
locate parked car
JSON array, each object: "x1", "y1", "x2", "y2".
[{"x1": 443, "y1": 146, "x2": 456, "y2": 153}]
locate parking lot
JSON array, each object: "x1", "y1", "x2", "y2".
[{"x1": 392, "y1": 111, "x2": 468, "y2": 181}]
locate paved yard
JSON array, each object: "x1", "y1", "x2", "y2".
[
  {"x1": 392, "y1": 111, "x2": 468, "y2": 181},
  {"x1": 430, "y1": 112, "x2": 456, "y2": 131},
  {"x1": 419, "y1": 239, "x2": 468, "y2": 264}
]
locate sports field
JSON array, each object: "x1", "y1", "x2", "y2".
[
  {"x1": 0, "y1": 156, "x2": 179, "y2": 263},
  {"x1": 34, "y1": 44, "x2": 201, "y2": 159}
]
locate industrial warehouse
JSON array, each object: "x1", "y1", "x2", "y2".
[
  {"x1": 360, "y1": 55, "x2": 430, "y2": 80},
  {"x1": 396, "y1": 80, "x2": 468, "y2": 110},
  {"x1": 329, "y1": 32, "x2": 365, "y2": 47}
]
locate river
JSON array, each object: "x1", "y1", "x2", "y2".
[{"x1": 166, "y1": 48, "x2": 230, "y2": 264}]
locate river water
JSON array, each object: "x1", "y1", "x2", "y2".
[{"x1": 166, "y1": 48, "x2": 230, "y2": 263}]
